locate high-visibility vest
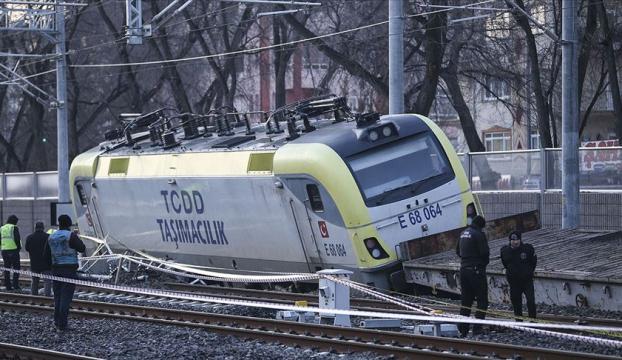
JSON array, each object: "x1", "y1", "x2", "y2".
[
  {"x1": 48, "y1": 230, "x2": 78, "y2": 266},
  {"x1": 0, "y1": 224, "x2": 18, "y2": 251},
  {"x1": 46, "y1": 229, "x2": 56, "y2": 235}
]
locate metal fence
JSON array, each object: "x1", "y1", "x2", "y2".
[
  {"x1": 1, "y1": 148, "x2": 621, "y2": 231},
  {"x1": 1, "y1": 147, "x2": 621, "y2": 198},
  {"x1": 0, "y1": 171, "x2": 59, "y2": 200},
  {"x1": 458, "y1": 147, "x2": 622, "y2": 192}
]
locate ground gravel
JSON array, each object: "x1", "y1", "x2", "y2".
[
  {"x1": 0, "y1": 310, "x2": 388, "y2": 360},
  {"x1": 3, "y1": 272, "x2": 621, "y2": 359}
]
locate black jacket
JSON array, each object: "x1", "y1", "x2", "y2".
[
  {"x1": 25, "y1": 230, "x2": 52, "y2": 272},
  {"x1": 456, "y1": 225, "x2": 489, "y2": 268},
  {"x1": 500, "y1": 242, "x2": 537, "y2": 281}
]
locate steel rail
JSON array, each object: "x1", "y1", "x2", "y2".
[
  {"x1": 161, "y1": 283, "x2": 622, "y2": 328},
  {"x1": 0, "y1": 292, "x2": 617, "y2": 360},
  {"x1": 0, "y1": 342, "x2": 102, "y2": 360},
  {"x1": 13, "y1": 279, "x2": 622, "y2": 328}
]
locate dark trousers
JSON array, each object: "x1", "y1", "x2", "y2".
[
  {"x1": 1, "y1": 250, "x2": 20, "y2": 290},
  {"x1": 459, "y1": 267, "x2": 488, "y2": 335},
  {"x1": 509, "y1": 277, "x2": 536, "y2": 319},
  {"x1": 52, "y1": 268, "x2": 77, "y2": 330},
  {"x1": 31, "y1": 270, "x2": 53, "y2": 296}
]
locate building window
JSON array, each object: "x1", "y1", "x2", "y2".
[
  {"x1": 530, "y1": 130, "x2": 540, "y2": 149},
  {"x1": 431, "y1": 87, "x2": 458, "y2": 119},
  {"x1": 304, "y1": 63, "x2": 328, "y2": 70},
  {"x1": 531, "y1": 5, "x2": 546, "y2": 34},
  {"x1": 348, "y1": 96, "x2": 358, "y2": 110},
  {"x1": 483, "y1": 76, "x2": 509, "y2": 101},
  {"x1": 484, "y1": 131, "x2": 511, "y2": 151},
  {"x1": 485, "y1": 12, "x2": 511, "y2": 38}
]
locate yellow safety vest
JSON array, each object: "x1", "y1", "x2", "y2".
[
  {"x1": 0, "y1": 224, "x2": 17, "y2": 251},
  {"x1": 46, "y1": 229, "x2": 56, "y2": 235}
]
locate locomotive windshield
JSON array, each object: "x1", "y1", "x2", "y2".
[{"x1": 347, "y1": 132, "x2": 454, "y2": 206}]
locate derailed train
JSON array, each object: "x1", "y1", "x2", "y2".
[{"x1": 69, "y1": 95, "x2": 479, "y2": 289}]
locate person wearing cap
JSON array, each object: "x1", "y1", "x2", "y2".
[
  {"x1": 501, "y1": 231, "x2": 537, "y2": 319},
  {"x1": 1, "y1": 215, "x2": 22, "y2": 291},
  {"x1": 456, "y1": 215, "x2": 489, "y2": 337},
  {"x1": 44, "y1": 214, "x2": 86, "y2": 331},
  {"x1": 25, "y1": 221, "x2": 53, "y2": 296}
]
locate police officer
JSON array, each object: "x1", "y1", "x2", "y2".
[
  {"x1": 25, "y1": 221, "x2": 53, "y2": 296},
  {"x1": 501, "y1": 231, "x2": 537, "y2": 319},
  {"x1": 45, "y1": 214, "x2": 85, "y2": 331},
  {"x1": 1, "y1": 215, "x2": 21, "y2": 291},
  {"x1": 456, "y1": 215, "x2": 489, "y2": 337}
]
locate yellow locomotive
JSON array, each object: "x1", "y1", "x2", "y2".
[{"x1": 70, "y1": 95, "x2": 477, "y2": 289}]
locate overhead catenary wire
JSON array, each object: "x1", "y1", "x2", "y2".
[
  {"x1": 0, "y1": 0, "x2": 569, "y2": 128},
  {"x1": 5, "y1": 0, "x2": 494, "y2": 83},
  {"x1": 0, "y1": 15, "x2": 542, "y2": 102},
  {"x1": 11, "y1": 28, "x2": 516, "y2": 102},
  {"x1": 0, "y1": 0, "x2": 585, "y2": 72},
  {"x1": 68, "y1": 0, "x2": 498, "y2": 69},
  {"x1": 0, "y1": 1, "x2": 250, "y2": 73}
]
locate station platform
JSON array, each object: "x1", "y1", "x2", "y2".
[{"x1": 402, "y1": 227, "x2": 622, "y2": 311}]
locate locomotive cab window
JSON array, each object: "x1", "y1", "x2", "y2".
[
  {"x1": 347, "y1": 132, "x2": 455, "y2": 206},
  {"x1": 76, "y1": 184, "x2": 88, "y2": 206},
  {"x1": 306, "y1": 184, "x2": 324, "y2": 212}
]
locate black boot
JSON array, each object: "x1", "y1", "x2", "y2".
[
  {"x1": 458, "y1": 323, "x2": 469, "y2": 337},
  {"x1": 3, "y1": 271, "x2": 11, "y2": 290},
  {"x1": 12, "y1": 274, "x2": 21, "y2": 291},
  {"x1": 472, "y1": 325, "x2": 484, "y2": 335}
]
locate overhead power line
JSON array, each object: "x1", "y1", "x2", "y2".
[{"x1": 71, "y1": 0, "x2": 496, "y2": 69}]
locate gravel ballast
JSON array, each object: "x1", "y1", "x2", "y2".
[
  {"x1": 0, "y1": 310, "x2": 386, "y2": 360},
  {"x1": 1, "y1": 271, "x2": 621, "y2": 359}
]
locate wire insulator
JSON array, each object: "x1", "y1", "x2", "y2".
[{"x1": 161, "y1": 131, "x2": 179, "y2": 149}]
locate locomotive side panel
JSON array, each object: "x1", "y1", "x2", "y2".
[
  {"x1": 282, "y1": 177, "x2": 358, "y2": 269},
  {"x1": 88, "y1": 152, "x2": 316, "y2": 273},
  {"x1": 67, "y1": 100, "x2": 478, "y2": 289}
]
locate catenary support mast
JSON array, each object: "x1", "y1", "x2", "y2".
[
  {"x1": 561, "y1": 0, "x2": 579, "y2": 229},
  {"x1": 56, "y1": 0, "x2": 70, "y2": 203},
  {"x1": 0, "y1": 1, "x2": 83, "y2": 203},
  {"x1": 388, "y1": 0, "x2": 404, "y2": 114}
]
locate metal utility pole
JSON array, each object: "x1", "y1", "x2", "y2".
[
  {"x1": 388, "y1": 0, "x2": 404, "y2": 114},
  {"x1": 126, "y1": 0, "x2": 321, "y2": 44},
  {"x1": 126, "y1": 0, "x2": 145, "y2": 45},
  {"x1": 505, "y1": 1, "x2": 578, "y2": 227},
  {"x1": 0, "y1": 1, "x2": 83, "y2": 203},
  {"x1": 561, "y1": 0, "x2": 579, "y2": 229},
  {"x1": 56, "y1": 0, "x2": 69, "y2": 203}
]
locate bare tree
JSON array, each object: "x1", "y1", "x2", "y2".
[{"x1": 596, "y1": 1, "x2": 622, "y2": 139}]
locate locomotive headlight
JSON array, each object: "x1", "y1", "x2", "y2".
[
  {"x1": 363, "y1": 237, "x2": 389, "y2": 260},
  {"x1": 382, "y1": 125, "x2": 393, "y2": 137},
  {"x1": 368, "y1": 130, "x2": 379, "y2": 142}
]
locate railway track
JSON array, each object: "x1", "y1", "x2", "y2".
[
  {"x1": 0, "y1": 341, "x2": 102, "y2": 359},
  {"x1": 161, "y1": 282, "x2": 622, "y2": 328},
  {"x1": 12, "y1": 277, "x2": 622, "y2": 328},
  {"x1": 12, "y1": 276, "x2": 622, "y2": 329},
  {"x1": 0, "y1": 291, "x2": 617, "y2": 360}
]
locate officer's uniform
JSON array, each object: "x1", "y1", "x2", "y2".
[
  {"x1": 501, "y1": 232, "x2": 537, "y2": 319},
  {"x1": 456, "y1": 216, "x2": 489, "y2": 336},
  {"x1": 1, "y1": 215, "x2": 21, "y2": 290}
]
